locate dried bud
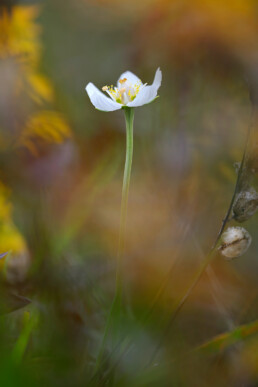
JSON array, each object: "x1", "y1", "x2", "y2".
[
  {"x1": 233, "y1": 187, "x2": 258, "y2": 222},
  {"x1": 219, "y1": 227, "x2": 251, "y2": 259}
]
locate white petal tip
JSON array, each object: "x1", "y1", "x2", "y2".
[{"x1": 154, "y1": 68, "x2": 162, "y2": 87}]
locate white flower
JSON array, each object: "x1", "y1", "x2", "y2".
[
  {"x1": 85, "y1": 68, "x2": 162, "y2": 112},
  {"x1": 219, "y1": 226, "x2": 251, "y2": 259}
]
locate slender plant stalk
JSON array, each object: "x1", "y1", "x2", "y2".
[
  {"x1": 116, "y1": 107, "x2": 134, "y2": 296},
  {"x1": 12, "y1": 311, "x2": 36, "y2": 364},
  {"x1": 93, "y1": 107, "x2": 134, "y2": 376}
]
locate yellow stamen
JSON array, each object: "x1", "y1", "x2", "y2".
[
  {"x1": 102, "y1": 86, "x2": 108, "y2": 91},
  {"x1": 119, "y1": 78, "x2": 127, "y2": 84}
]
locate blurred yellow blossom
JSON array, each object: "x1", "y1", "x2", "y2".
[
  {"x1": 20, "y1": 111, "x2": 71, "y2": 155},
  {"x1": 0, "y1": 5, "x2": 71, "y2": 149},
  {"x1": 0, "y1": 183, "x2": 27, "y2": 266},
  {"x1": 0, "y1": 6, "x2": 40, "y2": 64}
]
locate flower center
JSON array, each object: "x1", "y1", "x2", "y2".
[{"x1": 102, "y1": 78, "x2": 143, "y2": 105}]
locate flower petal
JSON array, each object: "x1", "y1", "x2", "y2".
[
  {"x1": 85, "y1": 83, "x2": 122, "y2": 112},
  {"x1": 117, "y1": 71, "x2": 141, "y2": 87},
  {"x1": 127, "y1": 68, "x2": 162, "y2": 107}
]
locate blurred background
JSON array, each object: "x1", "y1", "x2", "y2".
[{"x1": 0, "y1": 0, "x2": 258, "y2": 385}]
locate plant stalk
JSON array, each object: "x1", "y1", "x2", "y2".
[
  {"x1": 92, "y1": 107, "x2": 134, "y2": 377},
  {"x1": 116, "y1": 107, "x2": 134, "y2": 296}
]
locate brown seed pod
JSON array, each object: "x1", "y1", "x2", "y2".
[
  {"x1": 233, "y1": 187, "x2": 258, "y2": 222},
  {"x1": 219, "y1": 227, "x2": 252, "y2": 259}
]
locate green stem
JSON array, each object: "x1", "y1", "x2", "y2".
[
  {"x1": 12, "y1": 311, "x2": 36, "y2": 364},
  {"x1": 92, "y1": 107, "x2": 134, "y2": 377},
  {"x1": 116, "y1": 107, "x2": 134, "y2": 296}
]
